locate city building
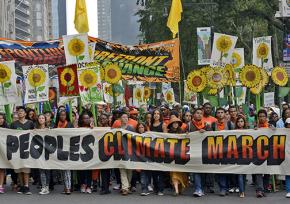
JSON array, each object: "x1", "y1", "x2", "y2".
[
  {"x1": 0, "y1": 0, "x2": 66, "y2": 41},
  {"x1": 97, "y1": 0, "x2": 112, "y2": 42}
]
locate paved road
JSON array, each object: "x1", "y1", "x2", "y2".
[{"x1": 1, "y1": 183, "x2": 290, "y2": 204}]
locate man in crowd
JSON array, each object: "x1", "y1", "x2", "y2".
[
  {"x1": 202, "y1": 103, "x2": 217, "y2": 125},
  {"x1": 10, "y1": 106, "x2": 34, "y2": 195}
]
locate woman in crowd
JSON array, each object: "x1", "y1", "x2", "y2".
[
  {"x1": 35, "y1": 114, "x2": 51, "y2": 195},
  {"x1": 150, "y1": 109, "x2": 167, "y2": 196},
  {"x1": 235, "y1": 115, "x2": 248, "y2": 198},
  {"x1": 54, "y1": 109, "x2": 73, "y2": 195},
  {"x1": 136, "y1": 122, "x2": 151, "y2": 196},
  {"x1": 144, "y1": 112, "x2": 152, "y2": 131},
  {"x1": 0, "y1": 113, "x2": 8, "y2": 193},
  {"x1": 26, "y1": 108, "x2": 36, "y2": 123},
  {"x1": 78, "y1": 111, "x2": 94, "y2": 194},
  {"x1": 168, "y1": 115, "x2": 188, "y2": 196}
]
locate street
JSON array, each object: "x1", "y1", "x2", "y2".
[{"x1": 1, "y1": 182, "x2": 290, "y2": 204}]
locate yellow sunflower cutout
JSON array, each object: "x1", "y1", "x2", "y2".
[
  {"x1": 256, "y1": 43, "x2": 269, "y2": 59},
  {"x1": 165, "y1": 90, "x2": 174, "y2": 103},
  {"x1": 135, "y1": 88, "x2": 142, "y2": 102},
  {"x1": 271, "y1": 66, "x2": 288, "y2": 86},
  {"x1": 68, "y1": 38, "x2": 85, "y2": 56},
  {"x1": 28, "y1": 68, "x2": 46, "y2": 87},
  {"x1": 200, "y1": 66, "x2": 212, "y2": 75},
  {"x1": 0, "y1": 64, "x2": 11, "y2": 83},
  {"x1": 208, "y1": 88, "x2": 218, "y2": 95},
  {"x1": 79, "y1": 69, "x2": 97, "y2": 88},
  {"x1": 224, "y1": 64, "x2": 236, "y2": 86},
  {"x1": 186, "y1": 70, "x2": 207, "y2": 92},
  {"x1": 60, "y1": 68, "x2": 75, "y2": 86},
  {"x1": 250, "y1": 82, "x2": 263, "y2": 95},
  {"x1": 207, "y1": 67, "x2": 226, "y2": 89},
  {"x1": 108, "y1": 85, "x2": 120, "y2": 97},
  {"x1": 239, "y1": 65, "x2": 261, "y2": 88},
  {"x1": 260, "y1": 68, "x2": 269, "y2": 87},
  {"x1": 104, "y1": 64, "x2": 122, "y2": 84},
  {"x1": 143, "y1": 87, "x2": 151, "y2": 100},
  {"x1": 216, "y1": 35, "x2": 233, "y2": 53},
  {"x1": 231, "y1": 52, "x2": 242, "y2": 68}
]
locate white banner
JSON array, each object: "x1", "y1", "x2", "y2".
[
  {"x1": 210, "y1": 33, "x2": 238, "y2": 67},
  {"x1": 22, "y1": 64, "x2": 49, "y2": 104},
  {"x1": 0, "y1": 61, "x2": 18, "y2": 105},
  {"x1": 63, "y1": 33, "x2": 90, "y2": 66},
  {"x1": 264, "y1": 92, "x2": 275, "y2": 107},
  {"x1": 197, "y1": 27, "x2": 211, "y2": 65},
  {"x1": 253, "y1": 36, "x2": 273, "y2": 72},
  {"x1": 0, "y1": 128, "x2": 289, "y2": 174}
]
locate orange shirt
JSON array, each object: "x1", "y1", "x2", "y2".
[
  {"x1": 181, "y1": 123, "x2": 187, "y2": 132},
  {"x1": 112, "y1": 118, "x2": 138, "y2": 130},
  {"x1": 203, "y1": 116, "x2": 217, "y2": 125}
]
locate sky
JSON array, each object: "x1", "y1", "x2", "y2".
[{"x1": 66, "y1": 0, "x2": 98, "y2": 37}]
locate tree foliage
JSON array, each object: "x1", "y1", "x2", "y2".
[{"x1": 136, "y1": 0, "x2": 288, "y2": 78}]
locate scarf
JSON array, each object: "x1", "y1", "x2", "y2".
[
  {"x1": 192, "y1": 119, "x2": 206, "y2": 130},
  {"x1": 57, "y1": 120, "x2": 68, "y2": 128},
  {"x1": 258, "y1": 121, "x2": 269, "y2": 128},
  {"x1": 216, "y1": 120, "x2": 225, "y2": 131}
]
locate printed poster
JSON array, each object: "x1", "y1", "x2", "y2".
[{"x1": 197, "y1": 27, "x2": 211, "y2": 65}]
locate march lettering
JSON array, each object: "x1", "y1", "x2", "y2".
[{"x1": 202, "y1": 135, "x2": 286, "y2": 165}]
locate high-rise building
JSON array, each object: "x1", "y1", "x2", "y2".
[
  {"x1": 97, "y1": 0, "x2": 140, "y2": 44},
  {"x1": 0, "y1": 0, "x2": 61, "y2": 41},
  {"x1": 0, "y1": 0, "x2": 15, "y2": 39},
  {"x1": 14, "y1": 0, "x2": 32, "y2": 41},
  {"x1": 51, "y1": 0, "x2": 67, "y2": 39},
  {"x1": 97, "y1": 0, "x2": 112, "y2": 41},
  {"x1": 111, "y1": 0, "x2": 140, "y2": 45}
]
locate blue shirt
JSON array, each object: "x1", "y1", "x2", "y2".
[{"x1": 276, "y1": 118, "x2": 285, "y2": 128}]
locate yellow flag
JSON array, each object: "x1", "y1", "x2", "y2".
[
  {"x1": 74, "y1": 0, "x2": 89, "y2": 33},
  {"x1": 167, "y1": 0, "x2": 183, "y2": 38}
]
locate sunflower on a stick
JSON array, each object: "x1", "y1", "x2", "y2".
[
  {"x1": 103, "y1": 64, "x2": 122, "y2": 109},
  {"x1": 0, "y1": 64, "x2": 12, "y2": 95}
]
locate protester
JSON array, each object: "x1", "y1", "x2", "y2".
[
  {"x1": 118, "y1": 112, "x2": 134, "y2": 195},
  {"x1": 276, "y1": 108, "x2": 290, "y2": 128},
  {"x1": 234, "y1": 115, "x2": 248, "y2": 198},
  {"x1": 55, "y1": 109, "x2": 73, "y2": 195},
  {"x1": 10, "y1": 106, "x2": 34, "y2": 195},
  {"x1": 202, "y1": 103, "x2": 217, "y2": 125},
  {"x1": 0, "y1": 113, "x2": 8, "y2": 194},
  {"x1": 151, "y1": 109, "x2": 167, "y2": 195},
  {"x1": 144, "y1": 112, "x2": 152, "y2": 131},
  {"x1": 285, "y1": 118, "x2": 290, "y2": 198},
  {"x1": 168, "y1": 115, "x2": 188, "y2": 196}
]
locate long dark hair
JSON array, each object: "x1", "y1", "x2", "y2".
[
  {"x1": 54, "y1": 109, "x2": 70, "y2": 128},
  {"x1": 151, "y1": 109, "x2": 163, "y2": 124},
  {"x1": 235, "y1": 115, "x2": 247, "y2": 129},
  {"x1": 35, "y1": 114, "x2": 47, "y2": 129},
  {"x1": 168, "y1": 124, "x2": 183, "y2": 134},
  {"x1": 136, "y1": 122, "x2": 146, "y2": 134},
  {"x1": 78, "y1": 111, "x2": 92, "y2": 127},
  {"x1": 282, "y1": 108, "x2": 290, "y2": 123},
  {"x1": 0, "y1": 113, "x2": 8, "y2": 128}
]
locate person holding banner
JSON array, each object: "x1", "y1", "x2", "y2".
[
  {"x1": 0, "y1": 113, "x2": 8, "y2": 194},
  {"x1": 168, "y1": 115, "x2": 188, "y2": 196},
  {"x1": 36, "y1": 114, "x2": 51, "y2": 195},
  {"x1": 234, "y1": 115, "x2": 248, "y2": 198},
  {"x1": 254, "y1": 109, "x2": 271, "y2": 198},
  {"x1": 211, "y1": 108, "x2": 234, "y2": 196},
  {"x1": 285, "y1": 118, "x2": 290, "y2": 198},
  {"x1": 202, "y1": 103, "x2": 217, "y2": 125},
  {"x1": 55, "y1": 109, "x2": 73, "y2": 195},
  {"x1": 118, "y1": 112, "x2": 135, "y2": 196},
  {"x1": 78, "y1": 111, "x2": 94, "y2": 194},
  {"x1": 188, "y1": 108, "x2": 211, "y2": 197},
  {"x1": 150, "y1": 109, "x2": 167, "y2": 196},
  {"x1": 10, "y1": 106, "x2": 34, "y2": 195},
  {"x1": 99, "y1": 113, "x2": 112, "y2": 195}
]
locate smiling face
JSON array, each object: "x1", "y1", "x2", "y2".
[
  {"x1": 38, "y1": 115, "x2": 46, "y2": 126},
  {"x1": 59, "y1": 111, "x2": 67, "y2": 122}
]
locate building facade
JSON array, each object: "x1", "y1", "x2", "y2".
[{"x1": 97, "y1": 0, "x2": 112, "y2": 41}]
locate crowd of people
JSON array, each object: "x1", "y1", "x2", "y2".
[{"x1": 0, "y1": 101, "x2": 289, "y2": 198}]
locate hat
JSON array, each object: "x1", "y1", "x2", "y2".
[
  {"x1": 167, "y1": 115, "x2": 182, "y2": 129},
  {"x1": 129, "y1": 109, "x2": 139, "y2": 115},
  {"x1": 285, "y1": 118, "x2": 290, "y2": 124}
]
